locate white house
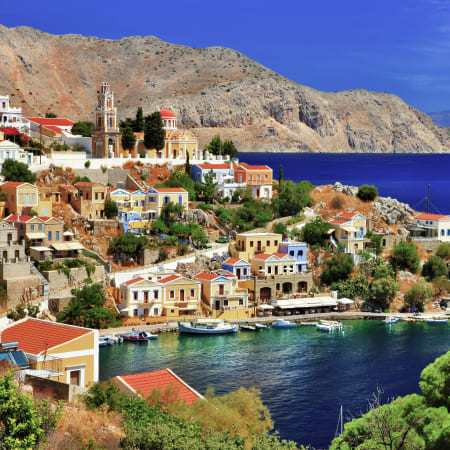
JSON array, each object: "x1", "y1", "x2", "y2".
[
  {"x1": 413, "y1": 213, "x2": 450, "y2": 242},
  {"x1": 0, "y1": 95, "x2": 30, "y2": 134},
  {"x1": 0, "y1": 140, "x2": 36, "y2": 167}
]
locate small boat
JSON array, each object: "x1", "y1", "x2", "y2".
[
  {"x1": 316, "y1": 320, "x2": 343, "y2": 332},
  {"x1": 272, "y1": 319, "x2": 296, "y2": 328},
  {"x1": 382, "y1": 316, "x2": 399, "y2": 324},
  {"x1": 99, "y1": 337, "x2": 109, "y2": 347},
  {"x1": 240, "y1": 324, "x2": 257, "y2": 331},
  {"x1": 426, "y1": 318, "x2": 448, "y2": 323},
  {"x1": 120, "y1": 330, "x2": 154, "y2": 341},
  {"x1": 255, "y1": 323, "x2": 269, "y2": 329},
  {"x1": 300, "y1": 322, "x2": 318, "y2": 326},
  {"x1": 178, "y1": 319, "x2": 238, "y2": 335},
  {"x1": 104, "y1": 335, "x2": 123, "y2": 344}
]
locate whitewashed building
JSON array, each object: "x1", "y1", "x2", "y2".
[{"x1": 0, "y1": 95, "x2": 30, "y2": 134}]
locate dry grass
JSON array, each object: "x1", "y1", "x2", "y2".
[{"x1": 47, "y1": 403, "x2": 124, "y2": 449}]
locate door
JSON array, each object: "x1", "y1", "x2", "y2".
[
  {"x1": 180, "y1": 289, "x2": 185, "y2": 301},
  {"x1": 69, "y1": 370, "x2": 80, "y2": 386},
  {"x1": 236, "y1": 268, "x2": 241, "y2": 279},
  {"x1": 260, "y1": 287, "x2": 271, "y2": 301},
  {"x1": 25, "y1": 194, "x2": 30, "y2": 205},
  {"x1": 219, "y1": 284, "x2": 224, "y2": 295},
  {"x1": 215, "y1": 300, "x2": 221, "y2": 311},
  {"x1": 257, "y1": 241, "x2": 262, "y2": 251},
  {"x1": 143, "y1": 308, "x2": 149, "y2": 317}
]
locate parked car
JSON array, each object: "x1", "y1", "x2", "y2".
[
  {"x1": 203, "y1": 242, "x2": 213, "y2": 249},
  {"x1": 216, "y1": 236, "x2": 230, "y2": 243}
]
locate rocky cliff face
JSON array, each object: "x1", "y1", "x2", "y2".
[{"x1": 1, "y1": 25, "x2": 449, "y2": 153}]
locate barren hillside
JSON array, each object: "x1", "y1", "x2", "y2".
[{"x1": 1, "y1": 25, "x2": 449, "y2": 153}]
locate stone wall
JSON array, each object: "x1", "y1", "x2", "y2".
[
  {"x1": 411, "y1": 239, "x2": 442, "y2": 253},
  {"x1": 43, "y1": 265, "x2": 106, "y2": 295},
  {"x1": 24, "y1": 375, "x2": 86, "y2": 402},
  {"x1": 138, "y1": 248, "x2": 160, "y2": 266},
  {"x1": 4, "y1": 275, "x2": 43, "y2": 309},
  {"x1": 0, "y1": 261, "x2": 32, "y2": 280},
  {"x1": 87, "y1": 219, "x2": 120, "y2": 235},
  {"x1": 253, "y1": 272, "x2": 314, "y2": 302}
]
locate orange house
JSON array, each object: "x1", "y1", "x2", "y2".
[{"x1": 234, "y1": 163, "x2": 273, "y2": 199}]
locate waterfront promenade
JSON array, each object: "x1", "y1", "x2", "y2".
[{"x1": 99, "y1": 311, "x2": 448, "y2": 336}]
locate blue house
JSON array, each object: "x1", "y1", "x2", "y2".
[
  {"x1": 221, "y1": 257, "x2": 251, "y2": 280},
  {"x1": 191, "y1": 163, "x2": 233, "y2": 184},
  {"x1": 278, "y1": 240, "x2": 308, "y2": 272}
]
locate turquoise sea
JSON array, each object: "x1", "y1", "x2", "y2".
[
  {"x1": 237, "y1": 153, "x2": 450, "y2": 212},
  {"x1": 100, "y1": 321, "x2": 449, "y2": 448}
]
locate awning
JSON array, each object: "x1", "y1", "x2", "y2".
[
  {"x1": 272, "y1": 296, "x2": 338, "y2": 309},
  {"x1": 327, "y1": 229, "x2": 335, "y2": 234},
  {"x1": 30, "y1": 246, "x2": 52, "y2": 252},
  {"x1": 51, "y1": 242, "x2": 85, "y2": 251},
  {"x1": 178, "y1": 305, "x2": 198, "y2": 311},
  {"x1": 342, "y1": 226, "x2": 359, "y2": 232},
  {"x1": 26, "y1": 232, "x2": 46, "y2": 240},
  {"x1": 63, "y1": 231, "x2": 74, "y2": 236},
  {"x1": 142, "y1": 210, "x2": 156, "y2": 214},
  {"x1": 257, "y1": 304, "x2": 274, "y2": 310},
  {"x1": 337, "y1": 298, "x2": 354, "y2": 305}
]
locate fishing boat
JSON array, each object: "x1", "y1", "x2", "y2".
[
  {"x1": 240, "y1": 324, "x2": 257, "y2": 331},
  {"x1": 316, "y1": 320, "x2": 343, "y2": 332},
  {"x1": 120, "y1": 330, "x2": 157, "y2": 341},
  {"x1": 99, "y1": 337, "x2": 109, "y2": 347},
  {"x1": 178, "y1": 319, "x2": 238, "y2": 335},
  {"x1": 272, "y1": 319, "x2": 296, "y2": 328},
  {"x1": 255, "y1": 323, "x2": 269, "y2": 329},
  {"x1": 382, "y1": 316, "x2": 399, "y2": 324},
  {"x1": 426, "y1": 318, "x2": 448, "y2": 323}
]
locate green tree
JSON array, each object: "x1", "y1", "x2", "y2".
[
  {"x1": 1, "y1": 159, "x2": 36, "y2": 183},
  {"x1": 321, "y1": 253, "x2": 354, "y2": 285},
  {"x1": 357, "y1": 184, "x2": 378, "y2": 201},
  {"x1": 222, "y1": 139, "x2": 238, "y2": 157},
  {"x1": 419, "y1": 351, "x2": 450, "y2": 409},
  {"x1": 110, "y1": 233, "x2": 147, "y2": 257},
  {"x1": 121, "y1": 126, "x2": 136, "y2": 152},
  {"x1": 301, "y1": 217, "x2": 331, "y2": 247},
  {"x1": 151, "y1": 219, "x2": 169, "y2": 235},
  {"x1": 272, "y1": 180, "x2": 314, "y2": 218},
  {"x1": 196, "y1": 171, "x2": 218, "y2": 203},
  {"x1": 278, "y1": 164, "x2": 283, "y2": 184},
  {"x1": 331, "y1": 273, "x2": 371, "y2": 301},
  {"x1": 391, "y1": 241, "x2": 420, "y2": 273},
  {"x1": 191, "y1": 224, "x2": 208, "y2": 248},
  {"x1": 144, "y1": 111, "x2": 165, "y2": 151},
  {"x1": 366, "y1": 231, "x2": 383, "y2": 257},
  {"x1": 215, "y1": 206, "x2": 232, "y2": 224},
  {"x1": 119, "y1": 117, "x2": 135, "y2": 131},
  {"x1": 273, "y1": 222, "x2": 288, "y2": 236},
  {"x1": 436, "y1": 242, "x2": 450, "y2": 259},
  {"x1": 104, "y1": 199, "x2": 118, "y2": 219},
  {"x1": 372, "y1": 259, "x2": 396, "y2": 280},
  {"x1": 422, "y1": 255, "x2": 448, "y2": 280},
  {"x1": 134, "y1": 106, "x2": 144, "y2": 132},
  {"x1": 404, "y1": 281, "x2": 434, "y2": 311},
  {"x1": 71, "y1": 121, "x2": 93, "y2": 137},
  {"x1": 157, "y1": 170, "x2": 196, "y2": 201},
  {"x1": 185, "y1": 151, "x2": 191, "y2": 176},
  {"x1": 370, "y1": 277, "x2": 399, "y2": 310}
]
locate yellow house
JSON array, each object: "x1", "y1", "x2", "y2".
[
  {"x1": 250, "y1": 252, "x2": 298, "y2": 277},
  {"x1": 0, "y1": 181, "x2": 52, "y2": 218},
  {"x1": 146, "y1": 187, "x2": 189, "y2": 219},
  {"x1": 328, "y1": 212, "x2": 366, "y2": 254},
  {"x1": 159, "y1": 274, "x2": 201, "y2": 316},
  {"x1": 108, "y1": 189, "x2": 147, "y2": 214},
  {"x1": 1, "y1": 318, "x2": 98, "y2": 387},
  {"x1": 230, "y1": 232, "x2": 282, "y2": 261},
  {"x1": 72, "y1": 182, "x2": 107, "y2": 219},
  {"x1": 119, "y1": 277, "x2": 164, "y2": 318},
  {"x1": 194, "y1": 271, "x2": 249, "y2": 312}
]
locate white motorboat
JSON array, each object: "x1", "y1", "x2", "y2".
[
  {"x1": 178, "y1": 319, "x2": 238, "y2": 335},
  {"x1": 272, "y1": 319, "x2": 296, "y2": 328}
]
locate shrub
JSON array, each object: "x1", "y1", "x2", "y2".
[
  {"x1": 330, "y1": 195, "x2": 345, "y2": 209},
  {"x1": 357, "y1": 184, "x2": 378, "y2": 201},
  {"x1": 158, "y1": 248, "x2": 168, "y2": 261},
  {"x1": 141, "y1": 174, "x2": 147, "y2": 181},
  {"x1": 301, "y1": 217, "x2": 331, "y2": 247},
  {"x1": 436, "y1": 242, "x2": 450, "y2": 259},
  {"x1": 84, "y1": 160, "x2": 91, "y2": 168},
  {"x1": 321, "y1": 253, "x2": 354, "y2": 285},
  {"x1": 422, "y1": 255, "x2": 448, "y2": 280},
  {"x1": 104, "y1": 199, "x2": 118, "y2": 219},
  {"x1": 370, "y1": 277, "x2": 399, "y2": 310},
  {"x1": 391, "y1": 241, "x2": 420, "y2": 273},
  {"x1": 197, "y1": 202, "x2": 214, "y2": 211},
  {"x1": 273, "y1": 222, "x2": 287, "y2": 236},
  {"x1": 100, "y1": 165, "x2": 107, "y2": 174},
  {"x1": 215, "y1": 206, "x2": 232, "y2": 224},
  {"x1": 404, "y1": 281, "x2": 434, "y2": 311}
]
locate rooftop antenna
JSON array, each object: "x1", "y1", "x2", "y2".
[{"x1": 426, "y1": 184, "x2": 430, "y2": 214}]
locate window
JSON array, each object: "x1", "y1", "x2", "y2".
[
  {"x1": 48, "y1": 231, "x2": 52, "y2": 241},
  {"x1": 101, "y1": 192, "x2": 105, "y2": 200},
  {"x1": 154, "y1": 290, "x2": 159, "y2": 299},
  {"x1": 3, "y1": 194, "x2": 6, "y2": 201},
  {"x1": 133, "y1": 291, "x2": 138, "y2": 300},
  {"x1": 30, "y1": 224, "x2": 34, "y2": 231},
  {"x1": 164, "y1": 196, "x2": 169, "y2": 204},
  {"x1": 289, "y1": 251, "x2": 294, "y2": 256},
  {"x1": 264, "y1": 174, "x2": 268, "y2": 180},
  {"x1": 56, "y1": 231, "x2": 59, "y2": 241},
  {"x1": 267, "y1": 266, "x2": 271, "y2": 274},
  {"x1": 169, "y1": 290, "x2": 175, "y2": 299},
  {"x1": 223, "y1": 299, "x2": 229, "y2": 307},
  {"x1": 441, "y1": 230, "x2": 445, "y2": 236},
  {"x1": 274, "y1": 240, "x2": 278, "y2": 246},
  {"x1": 250, "y1": 241, "x2": 254, "y2": 247},
  {"x1": 11, "y1": 195, "x2": 14, "y2": 201},
  {"x1": 178, "y1": 195, "x2": 183, "y2": 205},
  {"x1": 447, "y1": 230, "x2": 450, "y2": 236},
  {"x1": 32, "y1": 194, "x2": 36, "y2": 203},
  {"x1": 148, "y1": 196, "x2": 155, "y2": 203},
  {"x1": 239, "y1": 298, "x2": 244, "y2": 306},
  {"x1": 249, "y1": 175, "x2": 252, "y2": 181},
  {"x1": 190, "y1": 288, "x2": 195, "y2": 297},
  {"x1": 243, "y1": 268, "x2": 247, "y2": 275},
  {"x1": 298, "y1": 250, "x2": 303, "y2": 256},
  {"x1": 95, "y1": 193, "x2": 99, "y2": 200},
  {"x1": 38, "y1": 224, "x2": 42, "y2": 231},
  {"x1": 267, "y1": 240, "x2": 270, "y2": 247},
  {"x1": 134, "y1": 201, "x2": 138, "y2": 207},
  {"x1": 19, "y1": 194, "x2": 23, "y2": 202},
  {"x1": 141, "y1": 200, "x2": 145, "y2": 207}
]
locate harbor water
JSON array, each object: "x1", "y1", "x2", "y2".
[{"x1": 100, "y1": 320, "x2": 449, "y2": 448}]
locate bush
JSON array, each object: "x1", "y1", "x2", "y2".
[
  {"x1": 158, "y1": 248, "x2": 168, "y2": 261},
  {"x1": 370, "y1": 277, "x2": 399, "y2": 310},
  {"x1": 215, "y1": 206, "x2": 232, "y2": 224},
  {"x1": 330, "y1": 195, "x2": 345, "y2": 209},
  {"x1": 1, "y1": 159, "x2": 36, "y2": 183},
  {"x1": 391, "y1": 241, "x2": 420, "y2": 273},
  {"x1": 321, "y1": 253, "x2": 354, "y2": 285},
  {"x1": 104, "y1": 199, "x2": 118, "y2": 219},
  {"x1": 404, "y1": 281, "x2": 434, "y2": 311},
  {"x1": 100, "y1": 165, "x2": 107, "y2": 174},
  {"x1": 197, "y1": 202, "x2": 214, "y2": 211},
  {"x1": 436, "y1": 242, "x2": 450, "y2": 259},
  {"x1": 273, "y1": 222, "x2": 287, "y2": 236},
  {"x1": 110, "y1": 233, "x2": 147, "y2": 257},
  {"x1": 301, "y1": 217, "x2": 331, "y2": 247},
  {"x1": 141, "y1": 174, "x2": 147, "y2": 181},
  {"x1": 422, "y1": 255, "x2": 448, "y2": 280},
  {"x1": 84, "y1": 160, "x2": 91, "y2": 168},
  {"x1": 357, "y1": 184, "x2": 378, "y2": 201}
]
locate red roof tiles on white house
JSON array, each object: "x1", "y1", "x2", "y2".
[
  {"x1": 26, "y1": 117, "x2": 75, "y2": 127},
  {"x1": 415, "y1": 213, "x2": 449, "y2": 220}
]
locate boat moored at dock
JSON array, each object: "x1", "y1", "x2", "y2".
[
  {"x1": 382, "y1": 316, "x2": 400, "y2": 324},
  {"x1": 272, "y1": 319, "x2": 297, "y2": 328},
  {"x1": 120, "y1": 330, "x2": 158, "y2": 341},
  {"x1": 178, "y1": 319, "x2": 239, "y2": 335}
]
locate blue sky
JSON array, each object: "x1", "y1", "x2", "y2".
[{"x1": 3, "y1": 0, "x2": 450, "y2": 112}]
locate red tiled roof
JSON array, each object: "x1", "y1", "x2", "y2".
[
  {"x1": 252, "y1": 253, "x2": 271, "y2": 260},
  {"x1": 329, "y1": 219, "x2": 344, "y2": 225},
  {"x1": 26, "y1": 117, "x2": 75, "y2": 127},
  {"x1": 74, "y1": 182, "x2": 96, "y2": 187},
  {"x1": 152, "y1": 187, "x2": 187, "y2": 193},
  {"x1": 6, "y1": 215, "x2": 52, "y2": 223},
  {"x1": 238, "y1": 164, "x2": 271, "y2": 171},
  {"x1": 197, "y1": 164, "x2": 230, "y2": 170},
  {"x1": 123, "y1": 277, "x2": 144, "y2": 286},
  {"x1": 337, "y1": 212, "x2": 359, "y2": 218},
  {"x1": 44, "y1": 125, "x2": 64, "y2": 134},
  {"x1": 223, "y1": 257, "x2": 241, "y2": 265},
  {"x1": 1, "y1": 318, "x2": 92, "y2": 355},
  {"x1": 159, "y1": 274, "x2": 181, "y2": 284},
  {"x1": 116, "y1": 368, "x2": 202, "y2": 405},
  {"x1": 415, "y1": 213, "x2": 449, "y2": 220},
  {"x1": 60, "y1": 185, "x2": 77, "y2": 191},
  {"x1": 0, "y1": 181, "x2": 27, "y2": 188},
  {"x1": 194, "y1": 272, "x2": 219, "y2": 280},
  {"x1": 273, "y1": 252, "x2": 291, "y2": 259},
  {"x1": 159, "y1": 109, "x2": 176, "y2": 118}
]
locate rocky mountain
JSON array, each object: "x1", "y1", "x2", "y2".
[
  {"x1": 0, "y1": 25, "x2": 449, "y2": 153},
  {"x1": 428, "y1": 110, "x2": 450, "y2": 128}
]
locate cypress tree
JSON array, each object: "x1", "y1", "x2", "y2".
[
  {"x1": 134, "y1": 107, "x2": 144, "y2": 132},
  {"x1": 121, "y1": 126, "x2": 137, "y2": 152},
  {"x1": 144, "y1": 112, "x2": 165, "y2": 151},
  {"x1": 279, "y1": 164, "x2": 283, "y2": 184},
  {"x1": 185, "y1": 152, "x2": 191, "y2": 176}
]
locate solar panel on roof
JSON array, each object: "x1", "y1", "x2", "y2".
[{"x1": 10, "y1": 350, "x2": 29, "y2": 369}]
